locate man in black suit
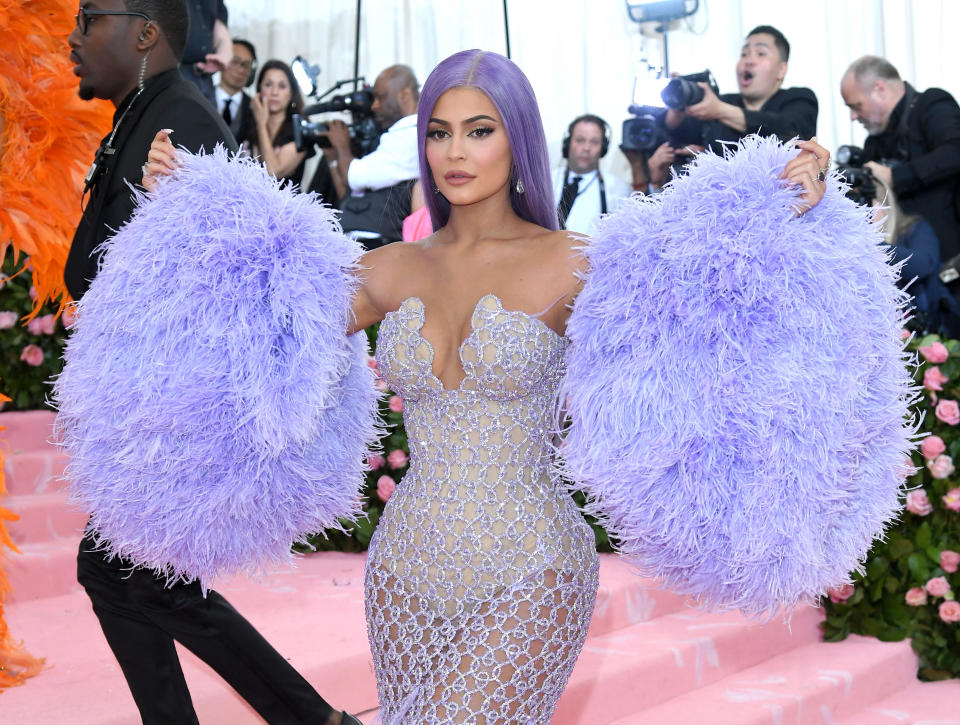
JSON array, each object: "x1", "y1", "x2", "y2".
[
  {"x1": 662, "y1": 25, "x2": 818, "y2": 155},
  {"x1": 841, "y1": 55, "x2": 960, "y2": 261},
  {"x1": 215, "y1": 38, "x2": 257, "y2": 146},
  {"x1": 66, "y1": 2, "x2": 353, "y2": 723}
]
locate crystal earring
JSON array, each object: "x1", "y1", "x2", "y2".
[
  {"x1": 515, "y1": 177, "x2": 525, "y2": 195},
  {"x1": 432, "y1": 184, "x2": 440, "y2": 194}
]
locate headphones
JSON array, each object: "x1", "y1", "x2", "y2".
[{"x1": 561, "y1": 114, "x2": 611, "y2": 159}]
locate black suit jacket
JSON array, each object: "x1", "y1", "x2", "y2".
[
  {"x1": 667, "y1": 86, "x2": 818, "y2": 154},
  {"x1": 864, "y1": 83, "x2": 960, "y2": 259},
  {"x1": 66, "y1": 69, "x2": 238, "y2": 300}
]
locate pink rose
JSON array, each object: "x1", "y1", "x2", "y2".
[
  {"x1": 19, "y1": 344, "x2": 44, "y2": 367},
  {"x1": 901, "y1": 328, "x2": 911, "y2": 341},
  {"x1": 366, "y1": 356, "x2": 379, "y2": 373},
  {"x1": 925, "y1": 576, "x2": 952, "y2": 598},
  {"x1": 921, "y1": 435, "x2": 947, "y2": 460},
  {"x1": 374, "y1": 378, "x2": 389, "y2": 392},
  {"x1": 905, "y1": 587, "x2": 928, "y2": 606},
  {"x1": 827, "y1": 583, "x2": 855, "y2": 603},
  {"x1": 367, "y1": 454, "x2": 385, "y2": 470},
  {"x1": 387, "y1": 449, "x2": 408, "y2": 469},
  {"x1": 940, "y1": 601, "x2": 960, "y2": 623},
  {"x1": 61, "y1": 305, "x2": 77, "y2": 328},
  {"x1": 376, "y1": 475, "x2": 396, "y2": 503},
  {"x1": 905, "y1": 489, "x2": 934, "y2": 516},
  {"x1": 0, "y1": 311, "x2": 18, "y2": 329},
  {"x1": 26, "y1": 314, "x2": 55, "y2": 336},
  {"x1": 940, "y1": 550, "x2": 960, "y2": 574},
  {"x1": 919, "y1": 341, "x2": 950, "y2": 363},
  {"x1": 388, "y1": 395, "x2": 403, "y2": 413},
  {"x1": 928, "y1": 455, "x2": 955, "y2": 479},
  {"x1": 936, "y1": 399, "x2": 960, "y2": 425},
  {"x1": 28, "y1": 285, "x2": 37, "y2": 301},
  {"x1": 924, "y1": 366, "x2": 950, "y2": 392},
  {"x1": 944, "y1": 488, "x2": 960, "y2": 512}
]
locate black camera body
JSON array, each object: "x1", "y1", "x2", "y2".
[
  {"x1": 835, "y1": 144, "x2": 900, "y2": 206},
  {"x1": 661, "y1": 70, "x2": 720, "y2": 110},
  {"x1": 621, "y1": 105, "x2": 671, "y2": 153},
  {"x1": 291, "y1": 87, "x2": 382, "y2": 158}
]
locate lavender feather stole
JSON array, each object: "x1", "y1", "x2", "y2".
[
  {"x1": 561, "y1": 136, "x2": 918, "y2": 616},
  {"x1": 53, "y1": 147, "x2": 379, "y2": 588}
]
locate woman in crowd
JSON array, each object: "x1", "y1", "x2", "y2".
[
  {"x1": 146, "y1": 49, "x2": 829, "y2": 722},
  {"x1": 245, "y1": 59, "x2": 312, "y2": 188},
  {"x1": 874, "y1": 176, "x2": 960, "y2": 337}
]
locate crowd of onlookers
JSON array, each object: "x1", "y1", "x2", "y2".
[{"x1": 192, "y1": 10, "x2": 960, "y2": 338}]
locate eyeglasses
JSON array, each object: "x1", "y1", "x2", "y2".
[
  {"x1": 75, "y1": 8, "x2": 150, "y2": 35},
  {"x1": 228, "y1": 58, "x2": 255, "y2": 71}
]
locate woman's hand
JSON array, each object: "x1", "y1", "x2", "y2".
[
  {"x1": 250, "y1": 93, "x2": 268, "y2": 127},
  {"x1": 142, "y1": 129, "x2": 179, "y2": 192},
  {"x1": 783, "y1": 137, "x2": 831, "y2": 214}
]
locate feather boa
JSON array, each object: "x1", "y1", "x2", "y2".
[
  {"x1": 561, "y1": 135, "x2": 918, "y2": 617},
  {"x1": 53, "y1": 148, "x2": 380, "y2": 588},
  {"x1": 0, "y1": 0, "x2": 113, "y2": 313}
]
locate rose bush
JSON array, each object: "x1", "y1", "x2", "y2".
[
  {"x1": 823, "y1": 333, "x2": 960, "y2": 681},
  {"x1": 0, "y1": 252, "x2": 70, "y2": 411}
]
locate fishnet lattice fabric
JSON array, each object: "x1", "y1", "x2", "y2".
[{"x1": 369, "y1": 295, "x2": 599, "y2": 723}]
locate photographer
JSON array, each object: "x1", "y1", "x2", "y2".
[
  {"x1": 840, "y1": 55, "x2": 960, "y2": 260},
  {"x1": 664, "y1": 25, "x2": 817, "y2": 153},
  {"x1": 323, "y1": 64, "x2": 419, "y2": 247}
]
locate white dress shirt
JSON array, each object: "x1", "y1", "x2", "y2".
[
  {"x1": 552, "y1": 166, "x2": 633, "y2": 236},
  {"x1": 215, "y1": 86, "x2": 243, "y2": 119},
  {"x1": 347, "y1": 114, "x2": 419, "y2": 192}
]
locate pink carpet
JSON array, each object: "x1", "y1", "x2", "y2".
[{"x1": 2, "y1": 410, "x2": 958, "y2": 723}]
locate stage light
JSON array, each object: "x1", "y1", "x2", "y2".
[{"x1": 625, "y1": 0, "x2": 698, "y2": 24}]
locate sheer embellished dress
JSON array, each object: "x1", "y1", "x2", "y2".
[{"x1": 367, "y1": 294, "x2": 600, "y2": 723}]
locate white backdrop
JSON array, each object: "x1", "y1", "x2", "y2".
[{"x1": 227, "y1": 0, "x2": 960, "y2": 183}]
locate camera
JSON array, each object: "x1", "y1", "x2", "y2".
[
  {"x1": 621, "y1": 105, "x2": 670, "y2": 153},
  {"x1": 291, "y1": 87, "x2": 382, "y2": 157},
  {"x1": 835, "y1": 144, "x2": 900, "y2": 206},
  {"x1": 661, "y1": 70, "x2": 720, "y2": 110}
]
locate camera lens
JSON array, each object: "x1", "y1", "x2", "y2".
[{"x1": 661, "y1": 78, "x2": 705, "y2": 110}]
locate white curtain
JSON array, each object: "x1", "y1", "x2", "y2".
[{"x1": 227, "y1": 0, "x2": 960, "y2": 184}]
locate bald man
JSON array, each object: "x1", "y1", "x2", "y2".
[{"x1": 324, "y1": 64, "x2": 419, "y2": 195}]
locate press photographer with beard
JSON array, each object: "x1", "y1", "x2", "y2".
[
  {"x1": 663, "y1": 25, "x2": 818, "y2": 154},
  {"x1": 840, "y1": 55, "x2": 960, "y2": 261}
]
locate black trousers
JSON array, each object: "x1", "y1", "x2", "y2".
[{"x1": 77, "y1": 534, "x2": 333, "y2": 725}]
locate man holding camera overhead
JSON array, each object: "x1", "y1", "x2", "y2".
[
  {"x1": 840, "y1": 55, "x2": 960, "y2": 261},
  {"x1": 663, "y1": 25, "x2": 818, "y2": 154}
]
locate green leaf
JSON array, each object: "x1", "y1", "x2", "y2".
[
  {"x1": 915, "y1": 522, "x2": 932, "y2": 550},
  {"x1": 888, "y1": 537, "x2": 914, "y2": 560},
  {"x1": 907, "y1": 552, "x2": 930, "y2": 582}
]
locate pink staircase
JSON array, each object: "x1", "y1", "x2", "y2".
[{"x1": 2, "y1": 410, "x2": 958, "y2": 723}]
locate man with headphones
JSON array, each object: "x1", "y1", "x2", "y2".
[
  {"x1": 215, "y1": 38, "x2": 257, "y2": 144},
  {"x1": 554, "y1": 114, "x2": 633, "y2": 235}
]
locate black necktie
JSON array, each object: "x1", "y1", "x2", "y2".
[
  {"x1": 222, "y1": 97, "x2": 233, "y2": 125},
  {"x1": 557, "y1": 174, "x2": 581, "y2": 228}
]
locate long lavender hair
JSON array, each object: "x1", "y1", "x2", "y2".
[{"x1": 417, "y1": 50, "x2": 558, "y2": 232}]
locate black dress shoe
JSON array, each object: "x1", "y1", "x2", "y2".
[{"x1": 341, "y1": 713, "x2": 363, "y2": 725}]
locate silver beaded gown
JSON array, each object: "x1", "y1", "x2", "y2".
[{"x1": 367, "y1": 294, "x2": 600, "y2": 723}]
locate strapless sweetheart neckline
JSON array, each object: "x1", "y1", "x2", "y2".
[{"x1": 382, "y1": 293, "x2": 563, "y2": 392}]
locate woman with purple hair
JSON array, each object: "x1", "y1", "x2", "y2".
[{"x1": 117, "y1": 47, "x2": 913, "y2": 723}]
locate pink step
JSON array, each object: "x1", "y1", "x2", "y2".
[
  {"x1": 554, "y1": 605, "x2": 823, "y2": 723},
  {"x1": 0, "y1": 410, "x2": 58, "y2": 454},
  {"x1": 610, "y1": 634, "x2": 920, "y2": 725},
  {"x1": 2, "y1": 449, "x2": 69, "y2": 495},
  {"x1": 839, "y1": 678, "x2": 960, "y2": 724},
  {"x1": 2, "y1": 553, "x2": 376, "y2": 724},
  {"x1": 588, "y1": 557, "x2": 693, "y2": 636},
  {"x1": 5, "y1": 492, "x2": 88, "y2": 545},
  {"x1": 5, "y1": 537, "x2": 83, "y2": 602}
]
